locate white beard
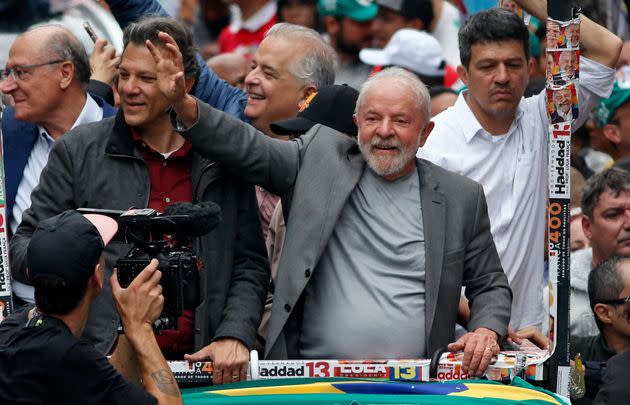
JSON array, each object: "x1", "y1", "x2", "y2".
[{"x1": 357, "y1": 130, "x2": 421, "y2": 178}]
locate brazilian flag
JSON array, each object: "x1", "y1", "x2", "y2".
[{"x1": 182, "y1": 377, "x2": 567, "y2": 404}]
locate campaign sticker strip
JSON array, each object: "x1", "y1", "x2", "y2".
[
  {"x1": 547, "y1": 17, "x2": 580, "y2": 50},
  {"x1": 0, "y1": 139, "x2": 12, "y2": 323},
  {"x1": 546, "y1": 49, "x2": 580, "y2": 87},
  {"x1": 168, "y1": 361, "x2": 213, "y2": 384},
  {"x1": 548, "y1": 123, "x2": 572, "y2": 198},
  {"x1": 546, "y1": 84, "x2": 578, "y2": 124},
  {"x1": 547, "y1": 199, "x2": 571, "y2": 281},
  {"x1": 499, "y1": 0, "x2": 530, "y2": 24},
  {"x1": 167, "y1": 351, "x2": 550, "y2": 384}
]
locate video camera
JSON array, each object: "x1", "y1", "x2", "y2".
[{"x1": 79, "y1": 202, "x2": 221, "y2": 330}]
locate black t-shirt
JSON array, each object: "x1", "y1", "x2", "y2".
[{"x1": 0, "y1": 314, "x2": 157, "y2": 405}]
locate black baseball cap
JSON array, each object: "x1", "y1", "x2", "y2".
[
  {"x1": 27, "y1": 210, "x2": 118, "y2": 286},
  {"x1": 270, "y1": 84, "x2": 360, "y2": 137},
  {"x1": 376, "y1": 0, "x2": 433, "y2": 23}
]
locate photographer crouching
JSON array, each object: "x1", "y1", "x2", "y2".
[{"x1": 0, "y1": 210, "x2": 182, "y2": 404}]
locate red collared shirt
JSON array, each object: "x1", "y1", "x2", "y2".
[
  {"x1": 131, "y1": 129, "x2": 193, "y2": 212},
  {"x1": 131, "y1": 128, "x2": 194, "y2": 358}
]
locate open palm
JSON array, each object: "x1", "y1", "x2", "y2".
[{"x1": 146, "y1": 31, "x2": 186, "y2": 104}]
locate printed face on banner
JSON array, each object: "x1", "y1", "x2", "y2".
[
  {"x1": 559, "y1": 50, "x2": 578, "y2": 79},
  {"x1": 547, "y1": 18, "x2": 580, "y2": 50},
  {"x1": 566, "y1": 23, "x2": 580, "y2": 48},
  {"x1": 499, "y1": 0, "x2": 522, "y2": 16},
  {"x1": 546, "y1": 84, "x2": 577, "y2": 124},
  {"x1": 547, "y1": 21, "x2": 563, "y2": 48},
  {"x1": 546, "y1": 50, "x2": 580, "y2": 86}
]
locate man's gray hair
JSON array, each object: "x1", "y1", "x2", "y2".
[
  {"x1": 265, "y1": 22, "x2": 336, "y2": 87},
  {"x1": 29, "y1": 24, "x2": 91, "y2": 88},
  {"x1": 355, "y1": 67, "x2": 431, "y2": 119}
]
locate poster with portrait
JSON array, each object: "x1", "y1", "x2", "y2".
[
  {"x1": 546, "y1": 17, "x2": 580, "y2": 50},
  {"x1": 546, "y1": 83, "x2": 578, "y2": 124},
  {"x1": 499, "y1": 0, "x2": 530, "y2": 24},
  {"x1": 546, "y1": 49, "x2": 580, "y2": 86}
]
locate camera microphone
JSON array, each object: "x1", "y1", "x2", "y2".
[{"x1": 161, "y1": 201, "x2": 222, "y2": 237}]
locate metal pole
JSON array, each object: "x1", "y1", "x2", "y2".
[{"x1": 546, "y1": 1, "x2": 577, "y2": 397}]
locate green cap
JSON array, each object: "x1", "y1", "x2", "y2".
[
  {"x1": 595, "y1": 80, "x2": 630, "y2": 127},
  {"x1": 319, "y1": 0, "x2": 378, "y2": 21}
]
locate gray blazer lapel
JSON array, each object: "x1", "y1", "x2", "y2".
[
  {"x1": 418, "y1": 160, "x2": 446, "y2": 346},
  {"x1": 265, "y1": 145, "x2": 364, "y2": 357}
]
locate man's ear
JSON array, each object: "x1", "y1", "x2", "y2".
[
  {"x1": 528, "y1": 57, "x2": 538, "y2": 73},
  {"x1": 299, "y1": 85, "x2": 318, "y2": 108},
  {"x1": 324, "y1": 16, "x2": 340, "y2": 36},
  {"x1": 59, "y1": 61, "x2": 75, "y2": 90},
  {"x1": 456, "y1": 65, "x2": 469, "y2": 86},
  {"x1": 603, "y1": 124, "x2": 622, "y2": 145},
  {"x1": 419, "y1": 121, "x2": 435, "y2": 148},
  {"x1": 582, "y1": 214, "x2": 594, "y2": 241},
  {"x1": 92, "y1": 263, "x2": 104, "y2": 290},
  {"x1": 184, "y1": 77, "x2": 196, "y2": 94},
  {"x1": 593, "y1": 303, "x2": 614, "y2": 326}
]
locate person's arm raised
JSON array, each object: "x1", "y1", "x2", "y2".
[
  {"x1": 111, "y1": 259, "x2": 182, "y2": 405},
  {"x1": 514, "y1": 0, "x2": 622, "y2": 68}
]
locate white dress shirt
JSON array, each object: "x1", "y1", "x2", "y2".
[
  {"x1": 418, "y1": 57, "x2": 615, "y2": 330},
  {"x1": 11, "y1": 94, "x2": 103, "y2": 303}
]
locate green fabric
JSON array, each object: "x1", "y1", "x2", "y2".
[
  {"x1": 317, "y1": 0, "x2": 378, "y2": 21},
  {"x1": 595, "y1": 80, "x2": 630, "y2": 127},
  {"x1": 181, "y1": 378, "x2": 566, "y2": 405}
]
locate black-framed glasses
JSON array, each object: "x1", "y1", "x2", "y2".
[
  {"x1": 1, "y1": 60, "x2": 66, "y2": 82},
  {"x1": 598, "y1": 295, "x2": 630, "y2": 305}
]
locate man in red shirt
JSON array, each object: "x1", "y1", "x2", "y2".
[{"x1": 219, "y1": 0, "x2": 278, "y2": 55}]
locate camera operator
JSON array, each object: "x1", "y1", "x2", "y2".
[{"x1": 0, "y1": 210, "x2": 182, "y2": 405}]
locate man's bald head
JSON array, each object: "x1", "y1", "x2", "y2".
[
  {"x1": 207, "y1": 53, "x2": 250, "y2": 90},
  {"x1": 18, "y1": 25, "x2": 91, "y2": 87}
]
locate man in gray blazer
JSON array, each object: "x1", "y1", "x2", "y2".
[{"x1": 151, "y1": 32, "x2": 512, "y2": 377}]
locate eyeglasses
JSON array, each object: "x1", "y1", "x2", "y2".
[
  {"x1": 1, "y1": 60, "x2": 66, "y2": 82},
  {"x1": 598, "y1": 295, "x2": 630, "y2": 306}
]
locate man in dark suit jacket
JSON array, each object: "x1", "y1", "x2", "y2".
[
  {"x1": 156, "y1": 31, "x2": 512, "y2": 376},
  {"x1": 1, "y1": 25, "x2": 118, "y2": 304}
]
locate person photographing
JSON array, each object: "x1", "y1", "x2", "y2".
[{"x1": 0, "y1": 210, "x2": 182, "y2": 404}]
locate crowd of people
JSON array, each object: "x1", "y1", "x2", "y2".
[{"x1": 0, "y1": 0, "x2": 629, "y2": 404}]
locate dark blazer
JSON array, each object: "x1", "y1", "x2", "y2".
[
  {"x1": 177, "y1": 100, "x2": 513, "y2": 360},
  {"x1": 2, "y1": 94, "x2": 117, "y2": 228},
  {"x1": 10, "y1": 110, "x2": 269, "y2": 354}
]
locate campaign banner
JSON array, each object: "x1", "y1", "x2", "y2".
[
  {"x1": 548, "y1": 124, "x2": 572, "y2": 199},
  {"x1": 168, "y1": 350, "x2": 550, "y2": 384},
  {"x1": 0, "y1": 116, "x2": 12, "y2": 323}
]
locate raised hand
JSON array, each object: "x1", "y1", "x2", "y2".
[
  {"x1": 146, "y1": 31, "x2": 187, "y2": 105},
  {"x1": 90, "y1": 38, "x2": 120, "y2": 85},
  {"x1": 111, "y1": 259, "x2": 163, "y2": 337}
]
